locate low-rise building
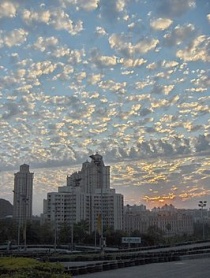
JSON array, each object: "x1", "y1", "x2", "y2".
[{"x1": 123, "y1": 204, "x2": 194, "y2": 236}]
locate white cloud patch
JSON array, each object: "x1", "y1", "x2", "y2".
[
  {"x1": 0, "y1": 29, "x2": 28, "y2": 48},
  {"x1": 0, "y1": 1, "x2": 17, "y2": 18},
  {"x1": 176, "y1": 35, "x2": 210, "y2": 62},
  {"x1": 120, "y1": 58, "x2": 147, "y2": 68},
  {"x1": 76, "y1": 0, "x2": 99, "y2": 11},
  {"x1": 109, "y1": 34, "x2": 159, "y2": 56},
  {"x1": 28, "y1": 61, "x2": 57, "y2": 78},
  {"x1": 95, "y1": 26, "x2": 107, "y2": 36},
  {"x1": 150, "y1": 18, "x2": 173, "y2": 30},
  {"x1": 33, "y1": 36, "x2": 59, "y2": 52},
  {"x1": 162, "y1": 60, "x2": 179, "y2": 68},
  {"x1": 59, "y1": 0, "x2": 98, "y2": 11},
  {"x1": 50, "y1": 9, "x2": 83, "y2": 35},
  {"x1": 22, "y1": 9, "x2": 51, "y2": 24},
  {"x1": 91, "y1": 51, "x2": 118, "y2": 67}
]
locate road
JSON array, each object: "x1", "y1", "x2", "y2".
[{"x1": 75, "y1": 258, "x2": 210, "y2": 278}]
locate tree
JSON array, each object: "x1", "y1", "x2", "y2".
[
  {"x1": 58, "y1": 222, "x2": 71, "y2": 244},
  {"x1": 74, "y1": 220, "x2": 89, "y2": 244},
  {"x1": 147, "y1": 225, "x2": 165, "y2": 245},
  {"x1": 104, "y1": 228, "x2": 127, "y2": 246},
  {"x1": 39, "y1": 222, "x2": 54, "y2": 244},
  {"x1": 26, "y1": 220, "x2": 41, "y2": 244},
  {"x1": 0, "y1": 218, "x2": 17, "y2": 244}
]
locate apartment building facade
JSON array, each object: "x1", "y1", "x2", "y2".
[
  {"x1": 42, "y1": 153, "x2": 124, "y2": 233},
  {"x1": 124, "y1": 204, "x2": 194, "y2": 236}
]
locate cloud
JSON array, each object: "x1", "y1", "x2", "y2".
[
  {"x1": 75, "y1": 0, "x2": 99, "y2": 11},
  {"x1": 162, "y1": 60, "x2": 179, "y2": 68},
  {"x1": 109, "y1": 34, "x2": 159, "y2": 57},
  {"x1": 150, "y1": 83, "x2": 174, "y2": 95},
  {"x1": 176, "y1": 35, "x2": 210, "y2": 62},
  {"x1": 0, "y1": 0, "x2": 210, "y2": 214},
  {"x1": 150, "y1": 18, "x2": 173, "y2": 30},
  {"x1": 95, "y1": 26, "x2": 107, "y2": 36},
  {"x1": 99, "y1": 0, "x2": 126, "y2": 22},
  {"x1": 22, "y1": 8, "x2": 83, "y2": 35},
  {"x1": 50, "y1": 9, "x2": 83, "y2": 35},
  {"x1": 0, "y1": 29, "x2": 28, "y2": 48},
  {"x1": 90, "y1": 49, "x2": 118, "y2": 68},
  {"x1": 22, "y1": 9, "x2": 51, "y2": 25},
  {"x1": 33, "y1": 36, "x2": 59, "y2": 52},
  {"x1": 120, "y1": 58, "x2": 147, "y2": 68},
  {"x1": 164, "y1": 24, "x2": 195, "y2": 47},
  {"x1": 157, "y1": 0, "x2": 196, "y2": 17},
  {"x1": 0, "y1": 1, "x2": 17, "y2": 18},
  {"x1": 59, "y1": 0, "x2": 99, "y2": 11}
]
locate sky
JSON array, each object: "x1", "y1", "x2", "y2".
[{"x1": 0, "y1": 0, "x2": 210, "y2": 216}]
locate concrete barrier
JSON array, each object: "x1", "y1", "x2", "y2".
[
  {"x1": 68, "y1": 267, "x2": 79, "y2": 275},
  {"x1": 86, "y1": 264, "x2": 97, "y2": 273},
  {"x1": 78, "y1": 266, "x2": 88, "y2": 275},
  {"x1": 102, "y1": 262, "x2": 111, "y2": 270},
  {"x1": 109, "y1": 261, "x2": 118, "y2": 269},
  {"x1": 117, "y1": 261, "x2": 124, "y2": 268},
  {"x1": 94, "y1": 263, "x2": 103, "y2": 272}
]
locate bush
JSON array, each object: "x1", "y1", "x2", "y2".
[{"x1": 0, "y1": 257, "x2": 71, "y2": 277}]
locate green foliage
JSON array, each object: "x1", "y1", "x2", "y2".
[
  {"x1": 58, "y1": 223, "x2": 71, "y2": 244},
  {"x1": 39, "y1": 222, "x2": 54, "y2": 244},
  {"x1": 0, "y1": 218, "x2": 17, "y2": 244},
  {"x1": 0, "y1": 257, "x2": 70, "y2": 278},
  {"x1": 73, "y1": 220, "x2": 89, "y2": 243},
  {"x1": 147, "y1": 225, "x2": 165, "y2": 245},
  {"x1": 105, "y1": 229, "x2": 127, "y2": 246}
]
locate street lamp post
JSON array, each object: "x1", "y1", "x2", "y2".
[
  {"x1": 22, "y1": 195, "x2": 28, "y2": 251},
  {"x1": 13, "y1": 190, "x2": 21, "y2": 250},
  {"x1": 70, "y1": 177, "x2": 80, "y2": 251},
  {"x1": 198, "y1": 201, "x2": 207, "y2": 240},
  {"x1": 14, "y1": 190, "x2": 28, "y2": 250},
  {"x1": 127, "y1": 204, "x2": 131, "y2": 249}
]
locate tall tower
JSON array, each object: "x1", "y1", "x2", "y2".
[{"x1": 13, "y1": 164, "x2": 34, "y2": 224}]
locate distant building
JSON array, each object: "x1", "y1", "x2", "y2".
[
  {"x1": 42, "y1": 153, "x2": 124, "y2": 233},
  {"x1": 13, "y1": 164, "x2": 34, "y2": 225},
  {"x1": 149, "y1": 210, "x2": 194, "y2": 236},
  {"x1": 124, "y1": 205, "x2": 150, "y2": 234},
  {"x1": 124, "y1": 204, "x2": 194, "y2": 236}
]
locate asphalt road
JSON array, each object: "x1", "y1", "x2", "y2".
[{"x1": 75, "y1": 258, "x2": 210, "y2": 278}]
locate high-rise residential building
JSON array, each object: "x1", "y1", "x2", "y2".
[
  {"x1": 42, "y1": 153, "x2": 124, "y2": 234},
  {"x1": 13, "y1": 164, "x2": 34, "y2": 225}
]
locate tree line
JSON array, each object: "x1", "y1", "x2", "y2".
[{"x1": 0, "y1": 218, "x2": 209, "y2": 248}]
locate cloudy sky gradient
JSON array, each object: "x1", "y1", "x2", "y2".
[{"x1": 0, "y1": 0, "x2": 210, "y2": 215}]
